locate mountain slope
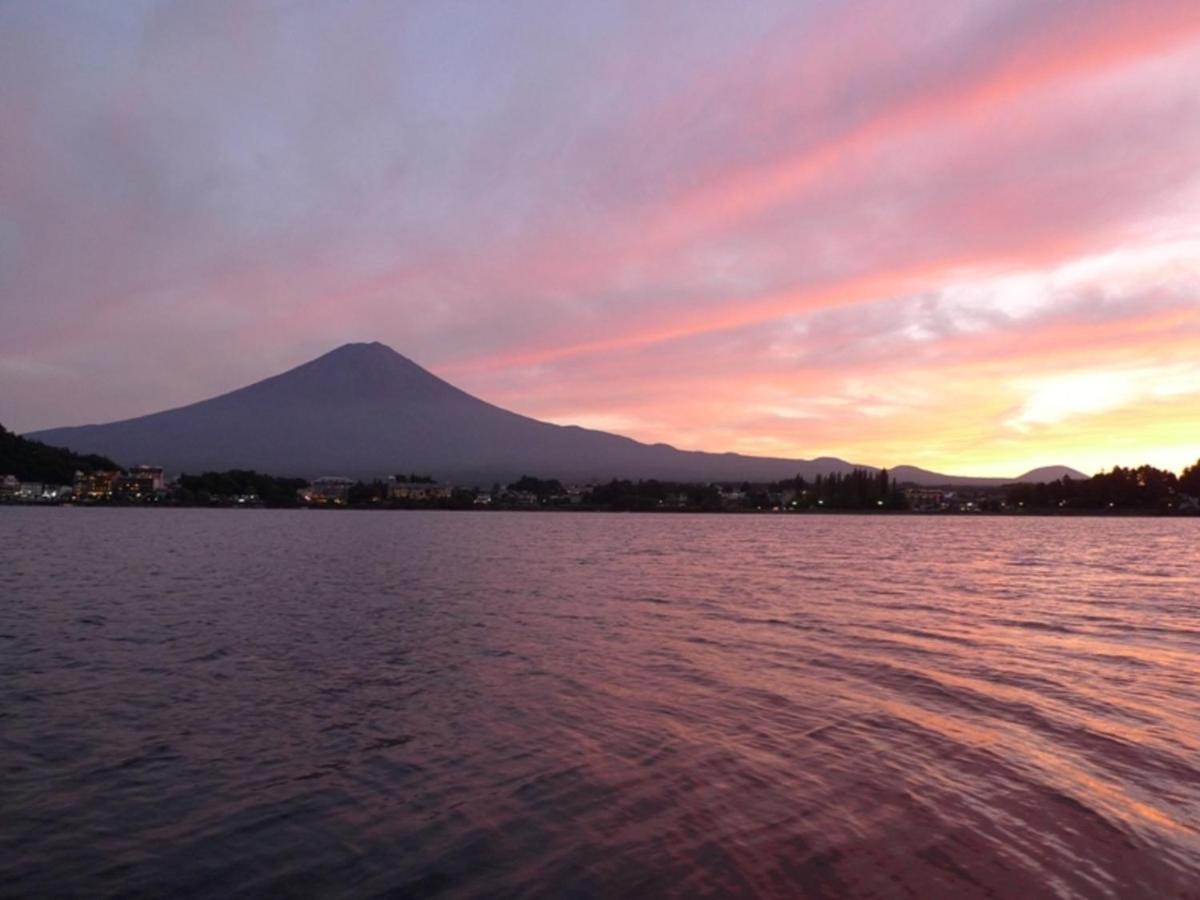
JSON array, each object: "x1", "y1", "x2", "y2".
[
  {"x1": 27, "y1": 343, "x2": 846, "y2": 482},
  {"x1": 27, "y1": 343, "x2": 1080, "y2": 485}
]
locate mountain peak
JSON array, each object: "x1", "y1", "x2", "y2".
[
  {"x1": 288, "y1": 341, "x2": 448, "y2": 397},
  {"x1": 325, "y1": 341, "x2": 402, "y2": 359},
  {"x1": 308, "y1": 340, "x2": 425, "y2": 374}
]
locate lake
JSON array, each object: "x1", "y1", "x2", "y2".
[{"x1": 1, "y1": 509, "x2": 1198, "y2": 898}]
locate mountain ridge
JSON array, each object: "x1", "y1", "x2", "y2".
[{"x1": 27, "y1": 343, "x2": 1088, "y2": 486}]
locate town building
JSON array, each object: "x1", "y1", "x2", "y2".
[
  {"x1": 387, "y1": 477, "x2": 452, "y2": 501},
  {"x1": 126, "y1": 465, "x2": 166, "y2": 492},
  {"x1": 116, "y1": 466, "x2": 166, "y2": 500},
  {"x1": 904, "y1": 487, "x2": 946, "y2": 512},
  {"x1": 497, "y1": 488, "x2": 538, "y2": 507},
  {"x1": 17, "y1": 482, "x2": 49, "y2": 501},
  {"x1": 719, "y1": 487, "x2": 746, "y2": 509},
  {"x1": 304, "y1": 476, "x2": 355, "y2": 504},
  {"x1": 74, "y1": 470, "x2": 120, "y2": 501}
]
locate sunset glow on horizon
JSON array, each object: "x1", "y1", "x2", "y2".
[{"x1": 3, "y1": 1, "x2": 1199, "y2": 476}]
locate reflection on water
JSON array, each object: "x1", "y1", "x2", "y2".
[{"x1": 1, "y1": 509, "x2": 1197, "y2": 898}]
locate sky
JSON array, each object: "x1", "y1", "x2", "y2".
[{"x1": 3, "y1": 0, "x2": 1199, "y2": 477}]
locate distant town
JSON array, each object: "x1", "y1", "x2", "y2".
[
  {"x1": 3, "y1": 424, "x2": 1198, "y2": 515},
  {"x1": 3, "y1": 467, "x2": 1200, "y2": 515}
]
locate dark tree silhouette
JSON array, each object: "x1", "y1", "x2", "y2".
[
  {"x1": 176, "y1": 470, "x2": 308, "y2": 508},
  {"x1": 0, "y1": 422, "x2": 120, "y2": 484},
  {"x1": 1180, "y1": 458, "x2": 1200, "y2": 497}
]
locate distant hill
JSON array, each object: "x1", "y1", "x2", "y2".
[
  {"x1": 0, "y1": 423, "x2": 120, "y2": 484},
  {"x1": 889, "y1": 464, "x2": 1088, "y2": 488},
  {"x1": 1015, "y1": 465, "x2": 1091, "y2": 482},
  {"x1": 26, "y1": 343, "x2": 1084, "y2": 486}
]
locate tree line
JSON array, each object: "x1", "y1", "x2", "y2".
[
  {"x1": 1005, "y1": 462, "x2": 1200, "y2": 512},
  {"x1": 579, "y1": 469, "x2": 909, "y2": 511},
  {"x1": 175, "y1": 470, "x2": 309, "y2": 507},
  {"x1": 0, "y1": 423, "x2": 120, "y2": 484}
]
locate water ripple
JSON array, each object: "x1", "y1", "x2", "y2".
[{"x1": 1, "y1": 509, "x2": 1198, "y2": 898}]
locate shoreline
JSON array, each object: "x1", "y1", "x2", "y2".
[{"x1": 3, "y1": 502, "x2": 1195, "y2": 519}]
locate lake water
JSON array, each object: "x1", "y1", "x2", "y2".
[{"x1": 1, "y1": 509, "x2": 1198, "y2": 898}]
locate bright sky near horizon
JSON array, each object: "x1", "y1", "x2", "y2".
[{"x1": 3, "y1": 1, "x2": 1199, "y2": 476}]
